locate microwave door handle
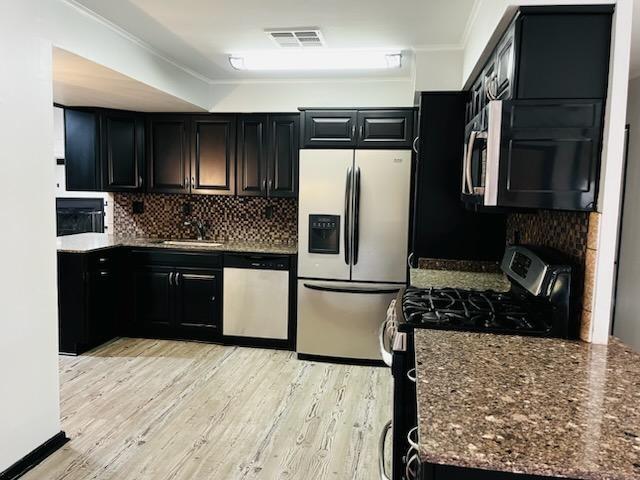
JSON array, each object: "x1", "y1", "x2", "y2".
[
  {"x1": 344, "y1": 167, "x2": 352, "y2": 265},
  {"x1": 464, "y1": 130, "x2": 478, "y2": 194}
]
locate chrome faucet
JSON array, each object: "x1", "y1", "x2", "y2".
[{"x1": 184, "y1": 219, "x2": 208, "y2": 240}]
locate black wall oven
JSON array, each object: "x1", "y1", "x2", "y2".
[{"x1": 56, "y1": 198, "x2": 105, "y2": 236}]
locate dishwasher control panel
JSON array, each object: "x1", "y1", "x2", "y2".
[{"x1": 223, "y1": 254, "x2": 290, "y2": 270}]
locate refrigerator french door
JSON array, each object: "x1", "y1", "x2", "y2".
[{"x1": 297, "y1": 149, "x2": 411, "y2": 361}]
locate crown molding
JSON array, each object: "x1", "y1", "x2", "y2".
[
  {"x1": 61, "y1": 0, "x2": 216, "y2": 85},
  {"x1": 460, "y1": 0, "x2": 483, "y2": 48}
]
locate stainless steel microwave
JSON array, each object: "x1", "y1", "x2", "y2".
[{"x1": 461, "y1": 99, "x2": 604, "y2": 211}]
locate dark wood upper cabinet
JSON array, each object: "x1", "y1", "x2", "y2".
[
  {"x1": 302, "y1": 110, "x2": 357, "y2": 147},
  {"x1": 147, "y1": 115, "x2": 190, "y2": 194},
  {"x1": 64, "y1": 108, "x2": 101, "y2": 191},
  {"x1": 301, "y1": 109, "x2": 415, "y2": 149},
  {"x1": 102, "y1": 110, "x2": 144, "y2": 191},
  {"x1": 237, "y1": 114, "x2": 268, "y2": 196},
  {"x1": 268, "y1": 114, "x2": 300, "y2": 198},
  {"x1": 356, "y1": 110, "x2": 414, "y2": 148},
  {"x1": 190, "y1": 115, "x2": 236, "y2": 195}
]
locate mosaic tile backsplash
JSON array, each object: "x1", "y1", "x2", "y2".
[
  {"x1": 113, "y1": 193, "x2": 298, "y2": 245},
  {"x1": 506, "y1": 210, "x2": 590, "y2": 266}
]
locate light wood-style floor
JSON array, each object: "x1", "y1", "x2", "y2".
[{"x1": 25, "y1": 338, "x2": 391, "y2": 480}]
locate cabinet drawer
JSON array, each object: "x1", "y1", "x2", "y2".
[{"x1": 131, "y1": 249, "x2": 222, "y2": 269}]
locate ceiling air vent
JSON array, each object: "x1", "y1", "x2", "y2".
[{"x1": 266, "y1": 29, "x2": 325, "y2": 48}]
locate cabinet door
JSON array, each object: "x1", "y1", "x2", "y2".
[
  {"x1": 191, "y1": 115, "x2": 236, "y2": 195},
  {"x1": 356, "y1": 110, "x2": 414, "y2": 148},
  {"x1": 134, "y1": 265, "x2": 175, "y2": 337},
  {"x1": 174, "y1": 268, "x2": 220, "y2": 341},
  {"x1": 268, "y1": 114, "x2": 300, "y2": 198},
  {"x1": 237, "y1": 114, "x2": 268, "y2": 196},
  {"x1": 495, "y1": 26, "x2": 515, "y2": 100},
  {"x1": 103, "y1": 110, "x2": 144, "y2": 191},
  {"x1": 498, "y1": 100, "x2": 603, "y2": 211},
  {"x1": 64, "y1": 108, "x2": 101, "y2": 191},
  {"x1": 302, "y1": 110, "x2": 357, "y2": 148},
  {"x1": 147, "y1": 115, "x2": 190, "y2": 193},
  {"x1": 88, "y1": 268, "x2": 116, "y2": 345}
]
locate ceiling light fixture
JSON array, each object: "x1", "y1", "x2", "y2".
[{"x1": 228, "y1": 50, "x2": 402, "y2": 71}]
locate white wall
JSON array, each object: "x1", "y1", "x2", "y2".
[
  {"x1": 0, "y1": 2, "x2": 62, "y2": 472},
  {"x1": 208, "y1": 79, "x2": 414, "y2": 112},
  {"x1": 413, "y1": 49, "x2": 464, "y2": 92},
  {"x1": 613, "y1": 75, "x2": 640, "y2": 349}
]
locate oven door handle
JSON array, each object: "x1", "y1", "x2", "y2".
[
  {"x1": 378, "y1": 320, "x2": 393, "y2": 367},
  {"x1": 378, "y1": 420, "x2": 392, "y2": 480}
]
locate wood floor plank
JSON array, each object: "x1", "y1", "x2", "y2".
[{"x1": 23, "y1": 338, "x2": 392, "y2": 480}]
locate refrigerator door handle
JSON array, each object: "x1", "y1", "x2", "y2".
[
  {"x1": 344, "y1": 167, "x2": 352, "y2": 265},
  {"x1": 302, "y1": 283, "x2": 401, "y2": 295},
  {"x1": 353, "y1": 166, "x2": 361, "y2": 265}
]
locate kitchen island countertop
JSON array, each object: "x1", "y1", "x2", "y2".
[
  {"x1": 56, "y1": 233, "x2": 297, "y2": 255},
  {"x1": 414, "y1": 329, "x2": 640, "y2": 480}
]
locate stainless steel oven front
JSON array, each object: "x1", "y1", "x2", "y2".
[{"x1": 461, "y1": 100, "x2": 502, "y2": 207}]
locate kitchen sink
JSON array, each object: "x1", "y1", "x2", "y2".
[{"x1": 160, "y1": 240, "x2": 224, "y2": 248}]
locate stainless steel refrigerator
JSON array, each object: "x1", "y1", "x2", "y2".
[{"x1": 297, "y1": 149, "x2": 411, "y2": 361}]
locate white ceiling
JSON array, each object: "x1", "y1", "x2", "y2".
[
  {"x1": 53, "y1": 48, "x2": 207, "y2": 111},
  {"x1": 72, "y1": 0, "x2": 477, "y2": 81}
]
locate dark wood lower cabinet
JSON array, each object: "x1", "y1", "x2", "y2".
[
  {"x1": 58, "y1": 248, "x2": 295, "y2": 353},
  {"x1": 134, "y1": 265, "x2": 174, "y2": 337},
  {"x1": 132, "y1": 257, "x2": 221, "y2": 342},
  {"x1": 58, "y1": 250, "x2": 121, "y2": 355},
  {"x1": 174, "y1": 268, "x2": 221, "y2": 341}
]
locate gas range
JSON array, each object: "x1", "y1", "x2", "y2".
[{"x1": 401, "y1": 286, "x2": 553, "y2": 336}]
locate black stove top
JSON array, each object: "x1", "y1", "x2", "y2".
[{"x1": 401, "y1": 286, "x2": 553, "y2": 336}]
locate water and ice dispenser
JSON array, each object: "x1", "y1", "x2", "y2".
[{"x1": 308, "y1": 214, "x2": 339, "y2": 254}]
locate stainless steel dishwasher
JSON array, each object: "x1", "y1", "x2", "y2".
[{"x1": 222, "y1": 254, "x2": 290, "y2": 341}]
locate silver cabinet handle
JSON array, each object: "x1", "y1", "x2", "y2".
[
  {"x1": 262, "y1": 178, "x2": 267, "y2": 191},
  {"x1": 378, "y1": 420, "x2": 392, "y2": 480},
  {"x1": 169, "y1": 272, "x2": 174, "y2": 286},
  {"x1": 138, "y1": 175, "x2": 143, "y2": 187},
  {"x1": 175, "y1": 272, "x2": 180, "y2": 286},
  {"x1": 407, "y1": 368, "x2": 416, "y2": 383},
  {"x1": 359, "y1": 125, "x2": 364, "y2": 139},
  {"x1": 407, "y1": 252, "x2": 415, "y2": 268},
  {"x1": 351, "y1": 124, "x2": 356, "y2": 138},
  {"x1": 412, "y1": 136, "x2": 419, "y2": 154},
  {"x1": 378, "y1": 320, "x2": 393, "y2": 367}
]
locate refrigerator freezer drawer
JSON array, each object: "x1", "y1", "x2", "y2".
[
  {"x1": 223, "y1": 268, "x2": 289, "y2": 339},
  {"x1": 297, "y1": 279, "x2": 402, "y2": 361}
]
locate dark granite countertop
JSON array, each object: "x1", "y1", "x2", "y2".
[
  {"x1": 56, "y1": 233, "x2": 297, "y2": 255},
  {"x1": 410, "y1": 268, "x2": 510, "y2": 292},
  {"x1": 414, "y1": 329, "x2": 640, "y2": 479}
]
